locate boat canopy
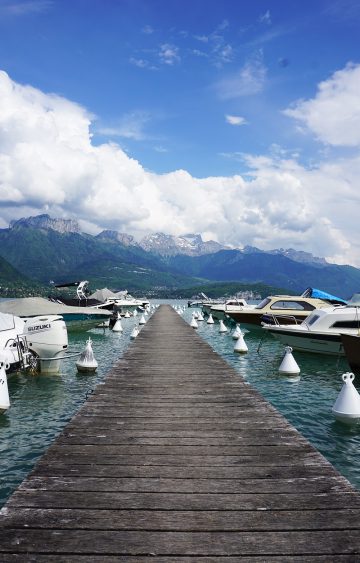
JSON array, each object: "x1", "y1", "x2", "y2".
[
  {"x1": 301, "y1": 287, "x2": 347, "y2": 305},
  {"x1": 88, "y1": 288, "x2": 118, "y2": 301},
  {"x1": 0, "y1": 297, "x2": 111, "y2": 318}
]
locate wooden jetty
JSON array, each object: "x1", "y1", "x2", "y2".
[{"x1": 0, "y1": 304, "x2": 359, "y2": 561}]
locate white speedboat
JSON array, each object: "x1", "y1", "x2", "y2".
[
  {"x1": 206, "y1": 299, "x2": 255, "y2": 321},
  {"x1": 0, "y1": 312, "x2": 68, "y2": 374},
  {"x1": 262, "y1": 295, "x2": 360, "y2": 356}
]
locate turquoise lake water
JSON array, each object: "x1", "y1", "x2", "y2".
[{"x1": 0, "y1": 300, "x2": 359, "y2": 507}]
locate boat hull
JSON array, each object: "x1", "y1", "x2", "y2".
[
  {"x1": 265, "y1": 327, "x2": 344, "y2": 356},
  {"x1": 61, "y1": 313, "x2": 111, "y2": 332},
  {"x1": 341, "y1": 334, "x2": 360, "y2": 371}
]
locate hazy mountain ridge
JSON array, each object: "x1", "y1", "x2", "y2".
[
  {"x1": 0, "y1": 214, "x2": 358, "y2": 298},
  {"x1": 9, "y1": 215, "x2": 327, "y2": 265}
]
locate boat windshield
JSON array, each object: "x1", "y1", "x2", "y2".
[
  {"x1": 255, "y1": 297, "x2": 271, "y2": 310},
  {"x1": 346, "y1": 293, "x2": 360, "y2": 307}
]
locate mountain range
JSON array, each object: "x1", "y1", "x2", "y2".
[{"x1": 0, "y1": 213, "x2": 359, "y2": 299}]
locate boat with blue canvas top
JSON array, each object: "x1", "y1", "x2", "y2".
[{"x1": 225, "y1": 287, "x2": 347, "y2": 329}]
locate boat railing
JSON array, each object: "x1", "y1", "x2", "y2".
[
  {"x1": 264, "y1": 314, "x2": 300, "y2": 326},
  {"x1": 5, "y1": 335, "x2": 35, "y2": 371}
]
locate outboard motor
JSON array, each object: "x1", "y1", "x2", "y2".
[{"x1": 23, "y1": 315, "x2": 68, "y2": 374}]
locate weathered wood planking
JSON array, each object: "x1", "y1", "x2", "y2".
[{"x1": 0, "y1": 304, "x2": 359, "y2": 560}]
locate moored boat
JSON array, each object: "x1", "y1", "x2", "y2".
[
  {"x1": 0, "y1": 311, "x2": 68, "y2": 374},
  {"x1": 0, "y1": 297, "x2": 112, "y2": 332},
  {"x1": 206, "y1": 299, "x2": 255, "y2": 321},
  {"x1": 225, "y1": 288, "x2": 347, "y2": 330},
  {"x1": 262, "y1": 295, "x2": 360, "y2": 355}
]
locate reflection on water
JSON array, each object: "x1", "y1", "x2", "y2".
[{"x1": 0, "y1": 300, "x2": 359, "y2": 508}]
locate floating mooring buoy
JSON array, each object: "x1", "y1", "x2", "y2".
[
  {"x1": 332, "y1": 372, "x2": 360, "y2": 424},
  {"x1": 233, "y1": 332, "x2": 248, "y2": 353},
  {"x1": 278, "y1": 346, "x2": 300, "y2": 375},
  {"x1": 207, "y1": 314, "x2": 214, "y2": 325},
  {"x1": 219, "y1": 320, "x2": 228, "y2": 333},
  {"x1": 130, "y1": 326, "x2": 139, "y2": 339},
  {"x1": 232, "y1": 324, "x2": 242, "y2": 339},
  {"x1": 112, "y1": 313, "x2": 123, "y2": 332},
  {"x1": 76, "y1": 338, "x2": 98, "y2": 373},
  {"x1": 0, "y1": 359, "x2": 10, "y2": 413}
]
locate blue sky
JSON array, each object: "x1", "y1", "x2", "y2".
[{"x1": 0, "y1": 0, "x2": 360, "y2": 265}]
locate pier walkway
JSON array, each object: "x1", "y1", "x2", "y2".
[{"x1": 0, "y1": 304, "x2": 360, "y2": 560}]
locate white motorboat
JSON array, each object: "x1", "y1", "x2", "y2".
[
  {"x1": 262, "y1": 295, "x2": 360, "y2": 356},
  {"x1": 0, "y1": 312, "x2": 68, "y2": 374},
  {"x1": 206, "y1": 299, "x2": 255, "y2": 321},
  {"x1": 0, "y1": 297, "x2": 112, "y2": 332}
]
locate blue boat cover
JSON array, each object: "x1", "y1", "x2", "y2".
[{"x1": 301, "y1": 287, "x2": 347, "y2": 305}]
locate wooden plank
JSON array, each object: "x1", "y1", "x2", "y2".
[
  {"x1": 0, "y1": 529, "x2": 358, "y2": 556},
  {"x1": 6, "y1": 490, "x2": 360, "y2": 511},
  {"x1": 2, "y1": 506, "x2": 359, "y2": 532},
  {"x1": 0, "y1": 556, "x2": 357, "y2": 563}
]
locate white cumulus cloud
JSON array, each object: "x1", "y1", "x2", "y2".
[
  {"x1": 1, "y1": 69, "x2": 360, "y2": 267},
  {"x1": 284, "y1": 63, "x2": 360, "y2": 146}
]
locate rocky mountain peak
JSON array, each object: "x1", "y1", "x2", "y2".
[
  {"x1": 96, "y1": 230, "x2": 137, "y2": 246},
  {"x1": 9, "y1": 214, "x2": 80, "y2": 234},
  {"x1": 269, "y1": 247, "x2": 328, "y2": 266},
  {"x1": 139, "y1": 232, "x2": 228, "y2": 257}
]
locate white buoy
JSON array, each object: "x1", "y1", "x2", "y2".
[
  {"x1": 207, "y1": 314, "x2": 214, "y2": 325},
  {"x1": 130, "y1": 326, "x2": 139, "y2": 339},
  {"x1": 112, "y1": 314, "x2": 123, "y2": 332},
  {"x1": 76, "y1": 338, "x2": 98, "y2": 373},
  {"x1": 0, "y1": 359, "x2": 10, "y2": 413},
  {"x1": 197, "y1": 312, "x2": 204, "y2": 321},
  {"x1": 133, "y1": 309, "x2": 138, "y2": 317},
  {"x1": 278, "y1": 346, "x2": 300, "y2": 375},
  {"x1": 190, "y1": 314, "x2": 198, "y2": 329},
  {"x1": 193, "y1": 311, "x2": 199, "y2": 320},
  {"x1": 232, "y1": 324, "x2": 242, "y2": 339},
  {"x1": 124, "y1": 311, "x2": 131, "y2": 318},
  {"x1": 139, "y1": 314, "x2": 146, "y2": 325},
  {"x1": 332, "y1": 372, "x2": 360, "y2": 424},
  {"x1": 219, "y1": 320, "x2": 228, "y2": 333},
  {"x1": 233, "y1": 331, "x2": 248, "y2": 353}
]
